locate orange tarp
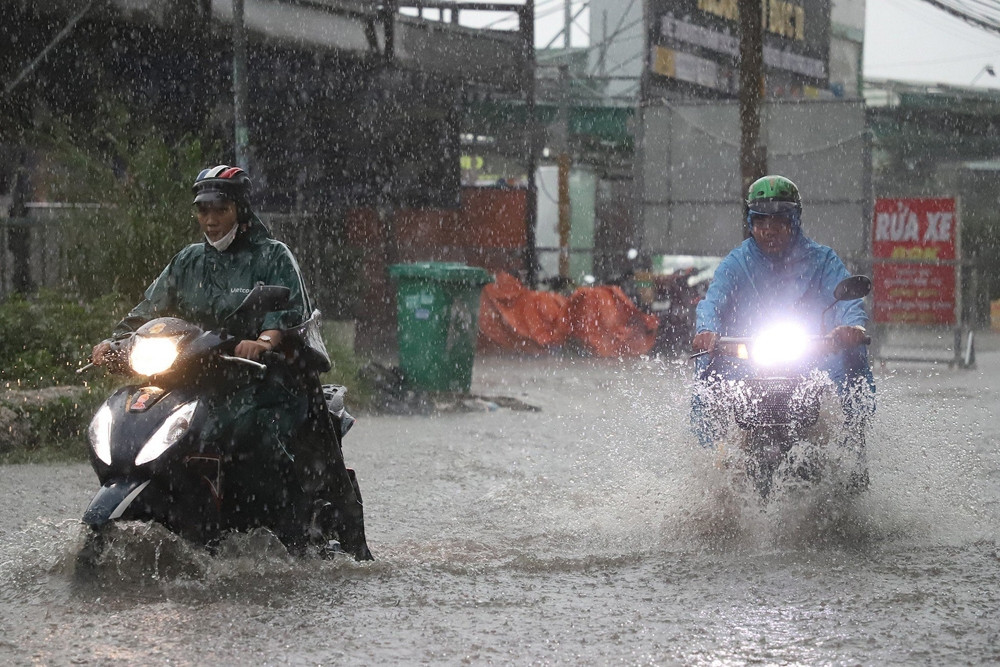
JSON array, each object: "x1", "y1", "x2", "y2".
[
  {"x1": 567, "y1": 285, "x2": 658, "y2": 357},
  {"x1": 478, "y1": 273, "x2": 658, "y2": 357},
  {"x1": 479, "y1": 272, "x2": 570, "y2": 354}
]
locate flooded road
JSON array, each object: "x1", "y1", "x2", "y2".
[{"x1": 1, "y1": 347, "x2": 999, "y2": 664}]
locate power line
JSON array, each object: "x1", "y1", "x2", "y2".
[
  {"x1": 589, "y1": 0, "x2": 639, "y2": 75},
  {"x1": 601, "y1": 50, "x2": 643, "y2": 76},
  {"x1": 943, "y1": 0, "x2": 1000, "y2": 25},
  {"x1": 871, "y1": 49, "x2": 1000, "y2": 69},
  {"x1": 918, "y1": 0, "x2": 1000, "y2": 35},
  {"x1": 4, "y1": 0, "x2": 96, "y2": 96},
  {"x1": 883, "y1": 0, "x2": 986, "y2": 43},
  {"x1": 479, "y1": 0, "x2": 563, "y2": 30},
  {"x1": 570, "y1": 7, "x2": 589, "y2": 39},
  {"x1": 542, "y1": 2, "x2": 587, "y2": 49},
  {"x1": 570, "y1": 16, "x2": 643, "y2": 55}
]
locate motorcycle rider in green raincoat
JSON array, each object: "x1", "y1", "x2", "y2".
[{"x1": 91, "y1": 165, "x2": 372, "y2": 560}]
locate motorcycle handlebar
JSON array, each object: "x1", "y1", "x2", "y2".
[
  {"x1": 260, "y1": 350, "x2": 285, "y2": 366},
  {"x1": 716, "y1": 334, "x2": 829, "y2": 345},
  {"x1": 716, "y1": 332, "x2": 872, "y2": 346},
  {"x1": 219, "y1": 354, "x2": 267, "y2": 371},
  {"x1": 691, "y1": 332, "x2": 872, "y2": 360},
  {"x1": 219, "y1": 349, "x2": 287, "y2": 372}
]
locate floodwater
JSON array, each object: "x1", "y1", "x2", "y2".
[{"x1": 1, "y1": 345, "x2": 999, "y2": 665}]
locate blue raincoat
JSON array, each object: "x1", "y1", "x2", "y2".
[
  {"x1": 696, "y1": 232, "x2": 867, "y2": 338},
  {"x1": 692, "y1": 230, "x2": 875, "y2": 445}
]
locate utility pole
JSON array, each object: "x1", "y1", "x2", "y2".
[
  {"x1": 232, "y1": 0, "x2": 250, "y2": 170},
  {"x1": 598, "y1": 10, "x2": 608, "y2": 80},
  {"x1": 738, "y1": 0, "x2": 766, "y2": 219},
  {"x1": 564, "y1": 0, "x2": 572, "y2": 48},
  {"x1": 557, "y1": 64, "x2": 572, "y2": 280},
  {"x1": 522, "y1": 0, "x2": 539, "y2": 287},
  {"x1": 383, "y1": 0, "x2": 397, "y2": 63}
]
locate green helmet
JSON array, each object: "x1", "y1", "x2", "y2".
[{"x1": 745, "y1": 175, "x2": 802, "y2": 219}]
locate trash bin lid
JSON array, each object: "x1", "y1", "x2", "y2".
[{"x1": 389, "y1": 262, "x2": 493, "y2": 285}]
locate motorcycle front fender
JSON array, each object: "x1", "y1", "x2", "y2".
[{"x1": 82, "y1": 479, "x2": 151, "y2": 527}]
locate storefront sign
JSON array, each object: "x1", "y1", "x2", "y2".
[
  {"x1": 647, "y1": 0, "x2": 830, "y2": 96},
  {"x1": 872, "y1": 197, "x2": 959, "y2": 325}
]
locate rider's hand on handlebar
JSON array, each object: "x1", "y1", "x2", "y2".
[
  {"x1": 692, "y1": 330, "x2": 719, "y2": 354},
  {"x1": 831, "y1": 325, "x2": 869, "y2": 349},
  {"x1": 91, "y1": 340, "x2": 114, "y2": 366},
  {"x1": 234, "y1": 339, "x2": 276, "y2": 361}
]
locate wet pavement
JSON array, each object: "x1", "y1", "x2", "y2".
[{"x1": 1, "y1": 343, "x2": 999, "y2": 664}]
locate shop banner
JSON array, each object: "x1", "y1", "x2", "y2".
[{"x1": 872, "y1": 197, "x2": 959, "y2": 325}]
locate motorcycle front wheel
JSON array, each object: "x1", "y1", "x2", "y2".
[{"x1": 743, "y1": 428, "x2": 788, "y2": 499}]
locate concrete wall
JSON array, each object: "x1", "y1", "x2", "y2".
[{"x1": 639, "y1": 99, "x2": 871, "y2": 266}]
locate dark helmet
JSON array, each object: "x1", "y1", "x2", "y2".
[
  {"x1": 745, "y1": 175, "x2": 802, "y2": 228},
  {"x1": 192, "y1": 165, "x2": 252, "y2": 206}
]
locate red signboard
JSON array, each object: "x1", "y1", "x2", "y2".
[{"x1": 872, "y1": 197, "x2": 959, "y2": 326}]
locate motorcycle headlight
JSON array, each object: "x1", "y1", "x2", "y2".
[
  {"x1": 130, "y1": 336, "x2": 181, "y2": 376},
  {"x1": 88, "y1": 404, "x2": 113, "y2": 465},
  {"x1": 135, "y1": 400, "x2": 199, "y2": 466},
  {"x1": 752, "y1": 323, "x2": 808, "y2": 367}
]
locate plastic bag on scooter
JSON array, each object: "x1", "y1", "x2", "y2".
[{"x1": 286, "y1": 309, "x2": 332, "y2": 373}]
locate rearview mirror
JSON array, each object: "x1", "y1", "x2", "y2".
[{"x1": 833, "y1": 275, "x2": 872, "y2": 302}]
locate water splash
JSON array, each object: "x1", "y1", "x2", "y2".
[{"x1": 558, "y1": 357, "x2": 1000, "y2": 558}]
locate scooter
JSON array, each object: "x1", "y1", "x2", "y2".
[
  {"x1": 694, "y1": 276, "x2": 873, "y2": 498},
  {"x1": 647, "y1": 267, "x2": 710, "y2": 355},
  {"x1": 78, "y1": 284, "x2": 367, "y2": 559}
]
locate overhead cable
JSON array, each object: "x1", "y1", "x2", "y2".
[{"x1": 918, "y1": 0, "x2": 1000, "y2": 35}]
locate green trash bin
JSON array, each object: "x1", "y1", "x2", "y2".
[{"x1": 389, "y1": 262, "x2": 493, "y2": 393}]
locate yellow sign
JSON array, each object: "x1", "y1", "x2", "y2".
[
  {"x1": 653, "y1": 46, "x2": 677, "y2": 78},
  {"x1": 890, "y1": 246, "x2": 939, "y2": 261},
  {"x1": 697, "y1": 0, "x2": 805, "y2": 41}
]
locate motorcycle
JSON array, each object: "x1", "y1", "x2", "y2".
[
  {"x1": 647, "y1": 267, "x2": 711, "y2": 355},
  {"x1": 693, "y1": 275, "x2": 873, "y2": 498},
  {"x1": 78, "y1": 284, "x2": 368, "y2": 560}
]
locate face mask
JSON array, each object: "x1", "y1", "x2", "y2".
[{"x1": 206, "y1": 223, "x2": 238, "y2": 252}]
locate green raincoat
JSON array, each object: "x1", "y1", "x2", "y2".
[
  {"x1": 112, "y1": 216, "x2": 313, "y2": 460},
  {"x1": 114, "y1": 216, "x2": 309, "y2": 339},
  {"x1": 107, "y1": 213, "x2": 372, "y2": 559}
]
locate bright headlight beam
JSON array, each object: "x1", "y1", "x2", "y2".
[
  {"x1": 752, "y1": 323, "x2": 809, "y2": 367},
  {"x1": 135, "y1": 400, "x2": 198, "y2": 466},
  {"x1": 129, "y1": 336, "x2": 180, "y2": 376},
  {"x1": 88, "y1": 403, "x2": 113, "y2": 465}
]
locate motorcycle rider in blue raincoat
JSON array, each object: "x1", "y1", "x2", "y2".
[{"x1": 690, "y1": 176, "x2": 875, "y2": 485}]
